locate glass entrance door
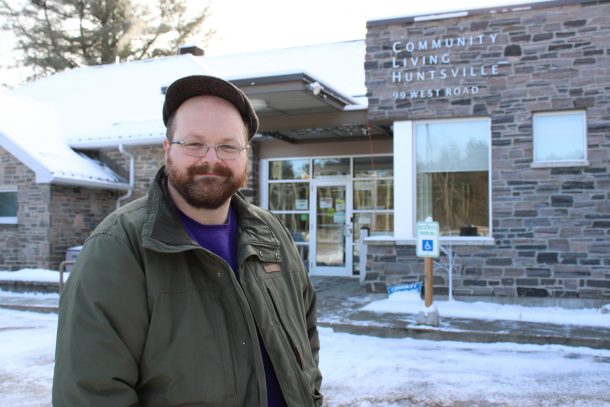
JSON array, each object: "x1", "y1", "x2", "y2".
[{"x1": 310, "y1": 182, "x2": 353, "y2": 276}]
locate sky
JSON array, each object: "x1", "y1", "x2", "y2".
[
  {"x1": 1, "y1": 0, "x2": 552, "y2": 88},
  {"x1": 202, "y1": 0, "x2": 552, "y2": 56},
  {"x1": 1, "y1": 269, "x2": 610, "y2": 406}
]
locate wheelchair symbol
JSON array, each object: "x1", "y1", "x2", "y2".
[{"x1": 422, "y1": 239, "x2": 433, "y2": 252}]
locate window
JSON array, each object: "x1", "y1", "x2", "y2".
[
  {"x1": 268, "y1": 159, "x2": 311, "y2": 268},
  {"x1": 533, "y1": 111, "x2": 587, "y2": 166},
  {"x1": 313, "y1": 158, "x2": 350, "y2": 178},
  {"x1": 353, "y1": 156, "x2": 394, "y2": 240},
  {"x1": 265, "y1": 155, "x2": 394, "y2": 273},
  {"x1": 415, "y1": 119, "x2": 490, "y2": 237},
  {"x1": 269, "y1": 159, "x2": 310, "y2": 180},
  {"x1": 0, "y1": 187, "x2": 18, "y2": 224},
  {"x1": 352, "y1": 156, "x2": 394, "y2": 274}
]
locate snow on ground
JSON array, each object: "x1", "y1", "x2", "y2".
[
  {"x1": 0, "y1": 308, "x2": 609, "y2": 407},
  {"x1": 0, "y1": 269, "x2": 68, "y2": 283},
  {"x1": 318, "y1": 326, "x2": 610, "y2": 407},
  {"x1": 363, "y1": 289, "x2": 610, "y2": 328},
  {"x1": 0, "y1": 310, "x2": 56, "y2": 407},
  {"x1": 1, "y1": 269, "x2": 610, "y2": 406}
]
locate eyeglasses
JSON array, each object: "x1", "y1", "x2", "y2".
[{"x1": 169, "y1": 141, "x2": 249, "y2": 160}]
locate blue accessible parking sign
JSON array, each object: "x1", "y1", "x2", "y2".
[
  {"x1": 416, "y1": 220, "x2": 439, "y2": 257},
  {"x1": 422, "y1": 239, "x2": 434, "y2": 253}
]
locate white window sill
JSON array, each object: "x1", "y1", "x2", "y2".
[
  {"x1": 531, "y1": 160, "x2": 589, "y2": 169},
  {"x1": 0, "y1": 217, "x2": 18, "y2": 225}
]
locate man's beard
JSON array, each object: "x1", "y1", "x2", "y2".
[{"x1": 165, "y1": 156, "x2": 247, "y2": 209}]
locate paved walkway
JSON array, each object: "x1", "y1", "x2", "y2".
[{"x1": 1, "y1": 277, "x2": 609, "y2": 349}]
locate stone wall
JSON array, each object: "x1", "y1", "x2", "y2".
[
  {"x1": 0, "y1": 147, "x2": 50, "y2": 270},
  {"x1": 99, "y1": 145, "x2": 165, "y2": 200},
  {"x1": 0, "y1": 147, "x2": 121, "y2": 270},
  {"x1": 48, "y1": 185, "x2": 118, "y2": 268},
  {"x1": 364, "y1": 0, "x2": 610, "y2": 298}
]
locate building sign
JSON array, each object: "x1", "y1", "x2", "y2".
[{"x1": 390, "y1": 33, "x2": 502, "y2": 100}]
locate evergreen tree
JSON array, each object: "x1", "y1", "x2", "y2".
[{"x1": 0, "y1": 0, "x2": 213, "y2": 79}]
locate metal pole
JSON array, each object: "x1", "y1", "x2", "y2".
[
  {"x1": 424, "y1": 257, "x2": 433, "y2": 307},
  {"x1": 58, "y1": 260, "x2": 75, "y2": 294},
  {"x1": 447, "y1": 244, "x2": 453, "y2": 301},
  {"x1": 359, "y1": 228, "x2": 369, "y2": 286}
]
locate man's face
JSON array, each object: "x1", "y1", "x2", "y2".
[{"x1": 164, "y1": 95, "x2": 249, "y2": 210}]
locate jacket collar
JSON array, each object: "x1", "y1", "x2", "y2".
[{"x1": 142, "y1": 167, "x2": 279, "y2": 254}]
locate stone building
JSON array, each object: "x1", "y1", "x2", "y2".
[
  {"x1": 1, "y1": 41, "x2": 375, "y2": 273},
  {"x1": 0, "y1": 94, "x2": 127, "y2": 270},
  {"x1": 363, "y1": 0, "x2": 610, "y2": 299},
  {"x1": 0, "y1": 0, "x2": 608, "y2": 300}
]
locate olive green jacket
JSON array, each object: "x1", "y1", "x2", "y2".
[{"x1": 53, "y1": 169, "x2": 323, "y2": 406}]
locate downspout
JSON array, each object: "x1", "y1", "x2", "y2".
[{"x1": 116, "y1": 144, "x2": 135, "y2": 209}]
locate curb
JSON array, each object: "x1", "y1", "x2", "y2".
[
  {"x1": 0, "y1": 281, "x2": 60, "y2": 294},
  {"x1": 319, "y1": 318, "x2": 610, "y2": 350},
  {"x1": 0, "y1": 303, "x2": 59, "y2": 314}
]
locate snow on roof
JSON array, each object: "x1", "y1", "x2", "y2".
[
  {"x1": 204, "y1": 39, "x2": 367, "y2": 105},
  {"x1": 13, "y1": 54, "x2": 216, "y2": 148},
  {"x1": 11, "y1": 40, "x2": 366, "y2": 148},
  {"x1": 0, "y1": 92, "x2": 128, "y2": 189}
]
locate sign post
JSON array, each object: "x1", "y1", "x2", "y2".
[{"x1": 415, "y1": 218, "x2": 440, "y2": 326}]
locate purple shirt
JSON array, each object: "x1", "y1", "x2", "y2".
[{"x1": 178, "y1": 206, "x2": 287, "y2": 407}]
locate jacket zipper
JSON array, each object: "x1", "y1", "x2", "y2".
[{"x1": 267, "y1": 287, "x2": 304, "y2": 370}]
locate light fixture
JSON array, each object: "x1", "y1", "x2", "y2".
[
  {"x1": 306, "y1": 82, "x2": 323, "y2": 96},
  {"x1": 250, "y1": 99, "x2": 268, "y2": 110}
]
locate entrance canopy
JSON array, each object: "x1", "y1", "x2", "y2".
[{"x1": 232, "y1": 72, "x2": 390, "y2": 143}]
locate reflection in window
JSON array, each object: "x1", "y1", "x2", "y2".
[
  {"x1": 313, "y1": 158, "x2": 350, "y2": 178},
  {"x1": 354, "y1": 180, "x2": 393, "y2": 210},
  {"x1": 269, "y1": 159, "x2": 310, "y2": 180},
  {"x1": 415, "y1": 119, "x2": 490, "y2": 237},
  {"x1": 269, "y1": 183, "x2": 309, "y2": 211},
  {"x1": 274, "y1": 213, "x2": 310, "y2": 243},
  {"x1": 353, "y1": 212, "x2": 393, "y2": 240},
  {"x1": 352, "y1": 212, "x2": 393, "y2": 274},
  {"x1": 533, "y1": 111, "x2": 586, "y2": 163},
  {"x1": 353, "y1": 156, "x2": 393, "y2": 178}
]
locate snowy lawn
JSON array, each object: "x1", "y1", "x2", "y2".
[
  {"x1": 1, "y1": 309, "x2": 610, "y2": 407},
  {"x1": 0, "y1": 310, "x2": 56, "y2": 407},
  {"x1": 363, "y1": 289, "x2": 610, "y2": 328}
]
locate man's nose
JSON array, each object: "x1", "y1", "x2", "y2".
[{"x1": 199, "y1": 146, "x2": 220, "y2": 162}]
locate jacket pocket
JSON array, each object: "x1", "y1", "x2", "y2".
[{"x1": 267, "y1": 287, "x2": 304, "y2": 370}]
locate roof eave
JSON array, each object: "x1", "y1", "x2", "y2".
[
  {"x1": 49, "y1": 175, "x2": 130, "y2": 191},
  {"x1": 67, "y1": 135, "x2": 165, "y2": 150}
]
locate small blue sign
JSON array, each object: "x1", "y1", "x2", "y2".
[
  {"x1": 387, "y1": 281, "x2": 422, "y2": 295},
  {"x1": 422, "y1": 239, "x2": 434, "y2": 252}
]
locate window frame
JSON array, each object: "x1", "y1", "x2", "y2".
[
  {"x1": 531, "y1": 110, "x2": 588, "y2": 168},
  {"x1": 0, "y1": 186, "x2": 18, "y2": 225},
  {"x1": 393, "y1": 118, "x2": 494, "y2": 243}
]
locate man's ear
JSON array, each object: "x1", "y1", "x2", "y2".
[{"x1": 163, "y1": 139, "x2": 172, "y2": 163}]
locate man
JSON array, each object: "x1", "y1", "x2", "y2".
[{"x1": 53, "y1": 75, "x2": 323, "y2": 407}]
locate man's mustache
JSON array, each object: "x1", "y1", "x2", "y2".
[{"x1": 187, "y1": 164, "x2": 232, "y2": 177}]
